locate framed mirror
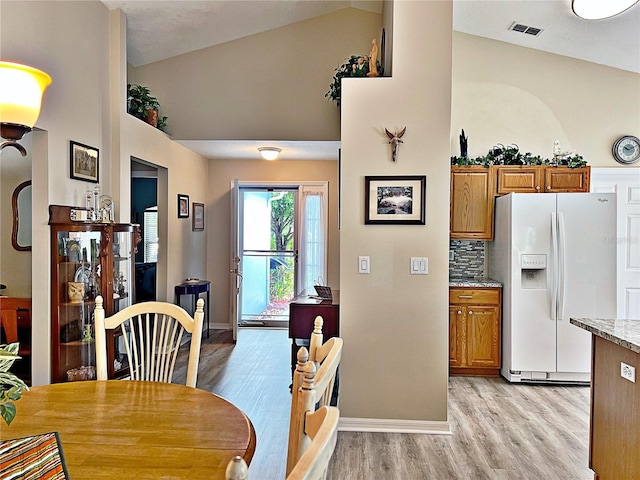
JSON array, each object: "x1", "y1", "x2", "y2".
[{"x1": 11, "y1": 180, "x2": 32, "y2": 251}]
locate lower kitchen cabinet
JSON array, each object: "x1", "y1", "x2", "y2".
[{"x1": 449, "y1": 287, "x2": 501, "y2": 376}]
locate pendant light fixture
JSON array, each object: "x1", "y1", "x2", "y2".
[
  {"x1": 0, "y1": 61, "x2": 52, "y2": 156},
  {"x1": 572, "y1": 0, "x2": 639, "y2": 19}
]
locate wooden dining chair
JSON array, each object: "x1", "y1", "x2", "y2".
[
  {"x1": 287, "y1": 348, "x2": 342, "y2": 476},
  {"x1": 307, "y1": 316, "x2": 343, "y2": 408},
  {"x1": 228, "y1": 405, "x2": 340, "y2": 480},
  {"x1": 94, "y1": 295, "x2": 204, "y2": 387}
]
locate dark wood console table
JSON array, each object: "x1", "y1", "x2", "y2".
[
  {"x1": 175, "y1": 280, "x2": 210, "y2": 338},
  {"x1": 289, "y1": 291, "x2": 340, "y2": 373}
]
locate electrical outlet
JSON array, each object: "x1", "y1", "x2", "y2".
[{"x1": 621, "y1": 362, "x2": 636, "y2": 383}]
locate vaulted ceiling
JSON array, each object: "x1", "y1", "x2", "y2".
[{"x1": 101, "y1": 0, "x2": 640, "y2": 160}]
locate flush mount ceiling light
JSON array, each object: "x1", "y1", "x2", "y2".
[
  {"x1": 572, "y1": 0, "x2": 639, "y2": 19},
  {"x1": 0, "y1": 61, "x2": 52, "y2": 156},
  {"x1": 258, "y1": 147, "x2": 282, "y2": 161}
]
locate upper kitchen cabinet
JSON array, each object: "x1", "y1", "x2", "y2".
[
  {"x1": 496, "y1": 166, "x2": 590, "y2": 195},
  {"x1": 450, "y1": 166, "x2": 495, "y2": 240}
]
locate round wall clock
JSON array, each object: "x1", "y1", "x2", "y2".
[{"x1": 612, "y1": 135, "x2": 640, "y2": 164}]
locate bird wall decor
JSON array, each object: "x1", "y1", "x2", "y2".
[{"x1": 385, "y1": 126, "x2": 406, "y2": 162}]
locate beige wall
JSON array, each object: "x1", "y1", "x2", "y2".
[
  {"x1": 452, "y1": 32, "x2": 640, "y2": 167},
  {"x1": 1, "y1": 1, "x2": 210, "y2": 384},
  {"x1": 339, "y1": 1, "x2": 452, "y2": 425},
  {"x1": 206, "y1": 159, "x2": 339, "y2": 327},
  {"x1": 127, "y1": 8, "x2": 382, "y2": 141},
  {"x1": 0, "y1": 138, "x2": 31, "y2": 298},
  {"x1": 119, "y1": 116, "x2": 210, "y2": 302}
]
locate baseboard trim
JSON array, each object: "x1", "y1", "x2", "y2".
[
  {"x1": 338, "y1": 417, "x2": 452, "y2": 435},
  {"x1": 211, "y1": 322, "x2": 231, "y2": 330}
]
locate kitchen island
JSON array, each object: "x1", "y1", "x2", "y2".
[{"x1": 570, "y1": 318, "x2": 640, "y2": 480}]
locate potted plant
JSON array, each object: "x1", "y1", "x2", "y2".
[
  {"x1": 325, "y1": 55, "x2": 384, "y2": 107},
  {"x1": 127, "y1": 83, "x2": 168, "y2": 132},
  {"x1": 0, "y1": 343, "x2": 27, "y2": 426}
]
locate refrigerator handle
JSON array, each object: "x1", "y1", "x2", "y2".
[
  {"x1": 557, "y1": 212, "x2": 566, "y2": 321},
  {"x1": 551, "y1": 212, "x2": 558, "y2": 320}
]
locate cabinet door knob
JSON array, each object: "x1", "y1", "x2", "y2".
[
  {"x1": 536, "y1": 185, "x2": 540, "y2": 190},
  {"x1": 469, "y1": 310, "x2": 473, "y2": 315},
  {"x1": 457, "y1": 310, "x2": 462, "y2": 315},
  {"x1": 546, "y1": 185, "x2": 551, "y2": 190}
]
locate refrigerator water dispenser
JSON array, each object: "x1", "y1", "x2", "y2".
[{"x1": 520, "y1": 254, "x2": 547, "y2": 289}]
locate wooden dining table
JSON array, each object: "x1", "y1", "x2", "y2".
[{"x1": 0, "y1": 380, "x2": 256, "y2": 479}]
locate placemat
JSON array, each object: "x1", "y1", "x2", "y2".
[{"x1": 0, "y1": 432, "x2": 69, "y2": 479}]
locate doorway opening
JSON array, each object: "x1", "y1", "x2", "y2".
[
  {"x1": 231, "y1": 182, "x2": 328, "y2": 334},
  {"x1": 131, "y1": 158, "x2": 168, "y2": 303},
  {"x1": 238, "y1": 188, "x2": 297, "y2": 327}
]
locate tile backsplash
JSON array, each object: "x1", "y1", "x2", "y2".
[{"x1": 449, "y1": 240, "x2": 486, "y2": 278}]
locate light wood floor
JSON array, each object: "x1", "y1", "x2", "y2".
[{"x1": 175, "y1": 328, "x2": 593, "y2": 480}]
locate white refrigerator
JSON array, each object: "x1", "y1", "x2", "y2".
[{"x1": 488, "y1": 193, "x2": 616, "y2": 383}]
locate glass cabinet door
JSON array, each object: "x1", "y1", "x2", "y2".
[
  {"x1": 53, "y1": 229, "x2": 102, "y2": 382},
  {"x1": 112, "y1": 228, "x2": 132, "y2": 312},
  {"x1": 111, "y1": 227, "x2": 133, "y2": 377}
]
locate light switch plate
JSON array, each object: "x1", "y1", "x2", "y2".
[
  {"x1": 410, "y1": 257, "x2": 428, "y2": 275},
  {"x1": 358, "y1": 256, "x2": 370, "y2": 274}
]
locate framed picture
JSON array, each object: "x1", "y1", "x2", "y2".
[
  {"x1": 70, "y1": 141, "x2": 99, "y2": 183},
  {"x1": 364, "y1": 175, "x2": 426, "y2": 225},
  {"x1": 178, "y1": 194, "x2": 189, "y2": 218},
  {"x1": 192, "y1": 203, "x2": 204, "y2": 231}
]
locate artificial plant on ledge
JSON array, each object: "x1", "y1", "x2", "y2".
[
  {"x1": 0, "y1": 343, "x2": 27, "y2": 425},
  {"x1": 451, "y1": 143, "x2": 587, "y2": 168},
  {"x1": 127, "y1": 83, "x2": 168, "y2": 132},
  {"x1": 325, "y1": 55, "x2": 384, "y2": 106}
]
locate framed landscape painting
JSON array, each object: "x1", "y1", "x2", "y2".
[
  {"x1": 364, "y1": 175, "x2": 426, "y2": 225},
  {"x1": 70, "y1": 141, "x2": 99, "y2": 183}
]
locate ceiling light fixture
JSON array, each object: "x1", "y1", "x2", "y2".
[
  {"x1": 572, "y1": 0, "x2": 639, "y2": 19},
  {"x1": 0, "y1": 61, "x2": 52, "y2": 156},
  {"x1": 258, "y1": 147, "x2": 282, "y2": 161}
]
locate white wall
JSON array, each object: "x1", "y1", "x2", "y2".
[{"x1": 339, "y1": 0, "x2": 452, "y2": 428}]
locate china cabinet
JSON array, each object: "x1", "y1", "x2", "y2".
[{"x1": 49, "y1": 205, "x2": 136, "y2": 382}]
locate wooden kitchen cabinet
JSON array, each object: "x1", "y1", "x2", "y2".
[
  {"x1": 449, "y1": 287, "x2": 501, "y2": 376},
  {"x1": 495, "y1": 166, "x2": 590, "y2": 195},
  {"x1": 49, "y1": 205, "x2": 136, "y2": 383},
  {"x1": 450, "y1": 166, "x2": 495, "y2": 240}
]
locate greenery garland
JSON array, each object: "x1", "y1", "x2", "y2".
[{"x1": 451, "y1": 143, "x2": 587, "y2": 168}]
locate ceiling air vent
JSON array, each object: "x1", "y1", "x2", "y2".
[{"x1": 509, "y1": 22, "x2": 544, "y2": 37}]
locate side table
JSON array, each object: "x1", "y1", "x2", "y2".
[{"x1": 175, "y1": 280, "x2": 211, "y2": 338}]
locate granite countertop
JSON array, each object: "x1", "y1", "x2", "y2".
[
  {"x1": 570, "y1": 318, "x2": 640, "y2": 354},
  {"x1": 449, "y1": 277, "x2": 502, "y2": 288}
]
